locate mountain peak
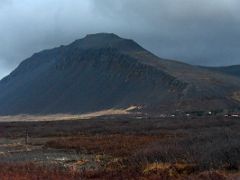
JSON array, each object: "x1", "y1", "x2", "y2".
[
  {"x1": 84, "y1": 33, "x2": 121, "y2": 40},
  {"x1": 71, "y1": 33, "x2": 143, "y2": 52}
]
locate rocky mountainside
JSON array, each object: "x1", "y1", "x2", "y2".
[{"x1": 0, "y1": 33, "x2": 240, "y2": 115}]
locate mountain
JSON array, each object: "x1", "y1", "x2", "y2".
[
  {"x1": 0, "y1": 33, "x2": 240, "y2": 115},
  {"x1": 205, "y1": 65, "x2": 240, "y2": 78}
]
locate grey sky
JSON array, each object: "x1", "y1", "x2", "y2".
[{"x1": 0, "y1": 0, "x2": 240, "y2": 79}]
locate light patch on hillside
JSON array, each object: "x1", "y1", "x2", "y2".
[
  {"x1": 0, "y1": 106, "x2": 140, "y2": 122},
  {"x1": 232, "y1": 91, "x2": 240, "y2": 102}
]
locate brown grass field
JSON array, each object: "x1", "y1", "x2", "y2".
[{"x1": 0, "y1": 114, "x2": 240, "y2": 179}]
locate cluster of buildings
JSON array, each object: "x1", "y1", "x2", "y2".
[
  {"x1": 224, "y1": 114, "x2": 240, "y2": 117},
  {"x1": 157, "y1": 111, "x2": 240, "y2": 118}
]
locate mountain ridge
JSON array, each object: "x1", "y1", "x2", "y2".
[{"x1": 0, "y1": 33, "x2": 240, "y2": 115}]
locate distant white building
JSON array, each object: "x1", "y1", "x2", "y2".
[{"x1": 159, "y1": 114, "x2": 166, "y2": 118}]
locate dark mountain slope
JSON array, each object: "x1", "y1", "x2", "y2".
[
  {"x1": 0, "y1": 33, "x2": 240, "y2": 115},
  {"x1": 0, "y1": 35, "x2": 186, "y2": 114},
  {"x1": 205, "y1": 65, "x2": 240, "y2": 78}
]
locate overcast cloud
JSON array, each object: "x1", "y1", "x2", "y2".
[{"x1": 0, "y1": 0, "x2": 240, "y2": 79}]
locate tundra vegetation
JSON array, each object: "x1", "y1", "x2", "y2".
[{"x1": 0, "y1": 115, "x2": 240, "y2": 179}]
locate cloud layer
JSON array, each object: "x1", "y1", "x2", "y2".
[{"x1": 0, "y1": 0, "x2": 240, "y2": 78}]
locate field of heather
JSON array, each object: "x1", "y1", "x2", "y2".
[{"x1": 0, "y1": 115, "x2": 240, "y2": 179}]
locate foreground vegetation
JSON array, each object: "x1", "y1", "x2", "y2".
[
  {"x1": 0, "y1": 115, "x2": 240, "y2": 179},
  {"x1": 1, "y1": 163, "x2": 239, "y2": 179}
]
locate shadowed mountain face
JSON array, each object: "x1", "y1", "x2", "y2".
[
  {"x1": 206, "y1": 65, "x2": 240, "y2": 78},
  {"x1": 0, "y1": 33, "x2": 240, "y2": 115}
]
